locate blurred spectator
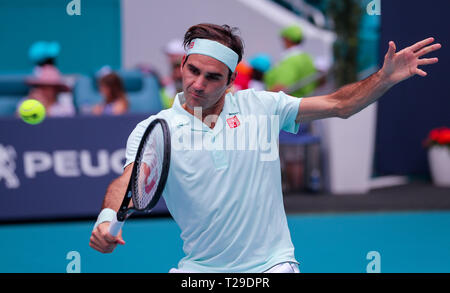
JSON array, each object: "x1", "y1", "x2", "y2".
[
  {"x1": 160, "y1": 39, "x2": 185, "y2": 108},
  {"x1": 264, "y1": 24, "x2": 318, "y2": 97},
  {"x1": 28, "y1": 41, "x2": 60, "y2": 71},
  {"x1": 27, "y1": 40, "x2": 77, "y2": 116},
  {"x1": 19, "y1": 65, "x2": 75, "y2": 117},
  {"x1": 232, "y1": 61, "x2": 253, "y2": 92},
  {"x1": 91, "y1": 72, "x2": 129, "y2": 116},
  {"x1": 265, "y1": 25, "x2": 319, "y2": 193},
  {"x1": 248, "y1": 53, "x2": 272, "y2": 91},
  {"x1": 95, "y1": 65, "x2": 113, "y2": 79}
]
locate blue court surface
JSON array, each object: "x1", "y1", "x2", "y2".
[{"x1": 1, "y1": 211, "x2": 449, "y2": 273}]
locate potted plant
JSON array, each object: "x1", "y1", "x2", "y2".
[{"x1": 424, "y1": 127, "x2": 450, "y2": 187}]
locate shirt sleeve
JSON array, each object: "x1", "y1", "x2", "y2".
[
  {"x1": 252, "y1": 90, "x2": 302, "y2": 134},
  {"x1": 123, "y1": 116, "x2": 156, "y2": 169}
]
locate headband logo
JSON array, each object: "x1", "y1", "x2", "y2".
[{"x1": 189, "y1": 41, "x2": 195, "y2": 49}]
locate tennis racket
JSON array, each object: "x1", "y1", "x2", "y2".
[{"x1": 109, "y1": 118, "x2": 171, "y2": 236}]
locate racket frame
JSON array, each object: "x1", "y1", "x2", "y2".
[{"x1": 116, "y1": 118, "x2": 171, "y2": 222}]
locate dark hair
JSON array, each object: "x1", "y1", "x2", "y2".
[
  {"x1": 98, "y1": 72, "x2": 126, "y2": 102},
  {"x1": 182, "y1": 23, "x2": 244, "y2": 84},
  {"x1": 37, "y1": 58, "x2": 56, "y2": 67}
]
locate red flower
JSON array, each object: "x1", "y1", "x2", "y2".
[
  {"x1": 437, "y1": 129, "x2": 450, "y2": 144},
  {"x1": 425, "y1": 127, "x2": 450, "y2": 147},
  {"x1": 430, "y1": 129, "x2": 441, "y2": 141}
]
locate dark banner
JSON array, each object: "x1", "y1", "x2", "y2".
[
  {"x1": 0, "y1": 114, "x2": 169, "y2": 222},
  {"x1": 375, "y1": 0, "x2": 450, "y2": 176}
]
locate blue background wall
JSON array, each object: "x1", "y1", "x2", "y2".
[
  {"x1": 375, "y1": 0, "x2": 450, "y2": 177},
  {"x1": 0, "y1": 0, "x2": 121, "y2": 74}
]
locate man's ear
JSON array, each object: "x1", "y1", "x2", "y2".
[
  {"x1": 227, "y1": 71, "x2": 237, "y2": 88},
  {"x1": 180, "y1": 55, "x2": 187, "y2": 74}
]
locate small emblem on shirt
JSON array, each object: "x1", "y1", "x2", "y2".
[{"x1": 227, "y1": 116, "x2": 240, "y2": 128}]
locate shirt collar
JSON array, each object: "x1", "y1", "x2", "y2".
[{"x1": 172, "y1": 92, "x2": 240, "y2": 133}]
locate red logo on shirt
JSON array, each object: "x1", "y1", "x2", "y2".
[{"x1": 227, "y1": 116, "x2": 240, "y2": 128}]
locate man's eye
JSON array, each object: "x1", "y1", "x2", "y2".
[
  {"x1": 207, "y1": 76, "x2": 220, "y2": 81},
  {"x1": 189, "y1": 67, "x2": 199, "y2": 75}
]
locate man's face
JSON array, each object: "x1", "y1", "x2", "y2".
[
  {"x1": 282, "y1": 37, "x2": 297, "y2": 49},
  {"x1": 181, "y1": 54, "x2": 234, "y2": 111}
]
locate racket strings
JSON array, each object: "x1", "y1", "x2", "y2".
[{"x1": 134, "y1": 125, "x2": 163, "y2": 210}]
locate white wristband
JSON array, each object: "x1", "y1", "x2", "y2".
[{"x1": 93, "y1": 208, "x2": 117, "y2": 230}]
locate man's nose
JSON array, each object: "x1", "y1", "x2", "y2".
[{"x1": 192, "y1": 76, "x2": 207, "y2": 91}]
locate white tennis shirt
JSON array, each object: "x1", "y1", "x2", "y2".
[{"x1": 124, "y1": 89, "x2": 302, "y2": 272}]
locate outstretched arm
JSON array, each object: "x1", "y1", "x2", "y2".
[{"x1": 296, "y1": 37, "x2": 442, "y2": 123}]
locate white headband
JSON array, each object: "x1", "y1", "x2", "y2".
[{"x1": 186, "y1": 38, "x2": 239, "y2": 72}]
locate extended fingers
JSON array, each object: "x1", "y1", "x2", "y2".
[
  {"x1": 415, "y1": 43, "x2": 442, "y2": 57},
  {"x1": 416, "y1": 68, "x2": 428, "y2": 77},
  {"x1": 415, "y1": 57, "x2": 439, "y2": 77},
  {"x1": 418, "y1": 57, "x2": 439, "y2": 66},
  {"x1": 409, "y1": 37, "x2": 435, "y2": 52}
]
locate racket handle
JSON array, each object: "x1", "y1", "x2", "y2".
[{"x1": 109, "y1": 215, "x2": 124, "y2": 236}]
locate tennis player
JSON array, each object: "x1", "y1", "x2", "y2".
[{"x1": 89, "y1": 23, "x2": 441, "y2": 273}]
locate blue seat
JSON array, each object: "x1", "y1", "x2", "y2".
[
  {"x1": 0, "y1": 75, "x2": 30, "y2": 116},
  {"x1": 73, "y1": 70, "x2": 163, "y2": 114}
]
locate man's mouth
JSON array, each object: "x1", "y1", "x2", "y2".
[{"x1": 190, "y1": 92, "x2": 204, "y2": 99}]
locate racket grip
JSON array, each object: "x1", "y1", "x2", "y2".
[{"x1": 109, "y1": 215, "x2": 124, "y2": 236}]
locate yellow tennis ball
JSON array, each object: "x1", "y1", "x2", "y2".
[{"x1": 19, "y1": 99, "x2": 46, "y2": 125}]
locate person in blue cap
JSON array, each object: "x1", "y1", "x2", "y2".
[
  {"x1": 28, "y1": 41, "x2": 60, "y2": 70},
  {"x1": 26, "y1": 41, "x2": 75, "y2": 116},
  {"x1": 248, "y1": 53, "x2": 272, "y2": 91}
]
